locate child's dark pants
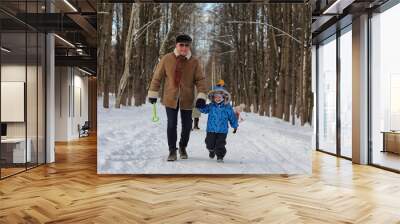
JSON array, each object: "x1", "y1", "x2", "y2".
[{"x1": 205, "y1": 132, "x2": 227, "y2": 158}]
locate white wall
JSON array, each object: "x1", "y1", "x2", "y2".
[
  {"x1": 1, "y1": 65, "x2": 26, "y2": 132},
  {"x1": 72, "y1": 73, "x2": 89, "y2": 137},
  {"x1": 1, "y1": 63, "x2": 47, "y2": 164},
  {"x1": 1, "y1": 65, "x2": 41, "y2": 137},
  {"x1": 55, "y1": 66, "x2": 69, "y2": 141},
  {"x1": 1, "y1": 82, "x2": 25, "y2": 122},
  {"x1": 54, "y1": 66, "x2": 89, "y2": 141},
  {"x1": 1, "y1": 64, "x2": 26, "y2": 81}
]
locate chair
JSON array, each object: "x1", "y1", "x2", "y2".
[{"x1": 78, "y1": 121, "x2": 90, "y2": 138}]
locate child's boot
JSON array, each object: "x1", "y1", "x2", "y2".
[{"x1": 209, "y1": 150, "x2": 215, "y2": 159}]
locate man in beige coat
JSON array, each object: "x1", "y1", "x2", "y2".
[{"x1": 148, "y1": 34, "x2": 208, "y2": 161}]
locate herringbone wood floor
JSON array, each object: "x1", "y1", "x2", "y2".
[{"x1": 1, "y1": 134, "x2": 400, "y2": 224}]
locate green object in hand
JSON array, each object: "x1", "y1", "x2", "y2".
[{"x1": 152, "y1": 103, "x2": 160, "y2": 122}]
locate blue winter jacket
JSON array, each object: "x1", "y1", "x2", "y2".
[{"x1": 199, "y1": 102, "x2": 239, "y2": 134}]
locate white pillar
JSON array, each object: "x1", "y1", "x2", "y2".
[
  {"x1": 352, "y1": 14, "x2": 369, "y2": 164},
  {"x1": 312, "y1": 45, "x2": 317, "y2": 149},
  {"x1": 45, "y1": 0, "x2": 55, "y2": 163},
  {"x1": 46, "y1": 32, "x2": 55, "y2": 163}
]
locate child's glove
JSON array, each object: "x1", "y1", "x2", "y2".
[
  {"x1": 195, "y1": 98, "x2": 206, "y2": 108},
  {"x1": 233, "y1": 128, "x2": 237, "y2": 134}
]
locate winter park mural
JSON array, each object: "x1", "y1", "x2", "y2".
[{"x1": 97, "y1": 3, "x2": 313, "y2": 174}]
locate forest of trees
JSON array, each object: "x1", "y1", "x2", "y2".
[{"x1": 97, "y1": 3, "x2": 313, "y2": 125}]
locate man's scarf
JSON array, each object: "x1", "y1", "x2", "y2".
[{"x1": 174, "y1": 55, "x2": 186, "y2": 87}]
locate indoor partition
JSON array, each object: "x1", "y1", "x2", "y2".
[{"x1": 0, "y1": 1, "x2": 47, "y2": 179}]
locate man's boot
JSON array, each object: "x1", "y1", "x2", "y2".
[
  {"x1": 179, "y1": 146, "x2": 188, "y2": 159},
  {"x1": 167, "y1": 148, "x2": 177, "y2": 161}
]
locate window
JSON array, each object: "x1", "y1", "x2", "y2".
[
  {"x1": 370, "y1": 3, "x2": 400, "y2": 171},
  {"x1": 317, "y1": 35, "x2": 337, "y2": 154},
  {"x1": 316, "y1": 25, "x2": 353, "y2": 159},
  {"x1": 339, "y1": 26, "x2": 352, "y2": 158}
]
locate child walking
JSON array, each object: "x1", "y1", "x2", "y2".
[{"x1": 197, "y1": 85, "x2": 238, "y2": 163}]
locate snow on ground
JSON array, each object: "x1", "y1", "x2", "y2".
[{"x1": 98, "y1": 97, "x2": 312, "y2": 174}]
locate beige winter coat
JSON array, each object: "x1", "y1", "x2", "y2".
[{"x1": 147, "y1": 49, "x2": 208, "y2": 110}]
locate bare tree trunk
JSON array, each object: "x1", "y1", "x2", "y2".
[
  {"x1": 283, "y1": 6, "x2": 292, "y2": 122},
  {"x1": 115, "y1": 4, "x2": 136, "y2": 108},
  {"x1": 99, "y1": 3, "x2": 113, "y2": 108},
  {"x1": 301, "y1": 3, "x2": 312, "y2": 125}
]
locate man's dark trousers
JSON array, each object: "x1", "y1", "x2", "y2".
[{"x1": 165, "y1": 103, "x2": 192, "y2": 151}]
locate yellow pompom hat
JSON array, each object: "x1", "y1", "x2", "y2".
[{"x1": 217, "y1": 79, "x2": 225, "y2": 86}]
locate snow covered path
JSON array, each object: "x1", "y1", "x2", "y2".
[{"x1": 98, "y1": 99, "x2": 312, "y2": 174}]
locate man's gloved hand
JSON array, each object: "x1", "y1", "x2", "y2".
[
  {"x1": 149, "y1": 97, "x2": 157, "y2": 104},
  {"x1": 233, "y1": 128, "x2": 237, "y2": 134},
  {"x1": 195, "y1": 98, "x2": 206, "y2": 108}
]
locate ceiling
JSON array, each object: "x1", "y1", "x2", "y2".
[
  {"x1": 311, "y1": 0, "x2": 390, "y2": 43},
  {"x1": 102, "y1": 0, "x2": 310, "y2": 2},
  {"x1": 0, "y1": 0, "x2": 97, "y2": 75}
]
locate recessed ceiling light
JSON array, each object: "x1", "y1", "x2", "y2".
[
  {"x1": 322, "y1": 0, "x2": 354, "y2": 15},
  {"x1": 54, "y1": 34, "x2": 75, "y2": 48},
  {"x1": 63, "y1": 0, "x2": 78, "y2": 12},
  {"x1": 1, "y1": 47, "x2": 11, "y2": 53},
  {"x1": 78, "y1": 67, "x2": 93, "y2": 76}
]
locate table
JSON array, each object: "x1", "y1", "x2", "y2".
[
  {"x1": 381, "y1": 131, "x2": 400, "y2": 154},
  {"x1": 1, "y1": 138, "x2": 31, "y2": 163}
]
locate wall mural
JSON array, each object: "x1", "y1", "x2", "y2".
[{"x1": 97, "y1": 3, "x2": 313, "y2": 174}]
